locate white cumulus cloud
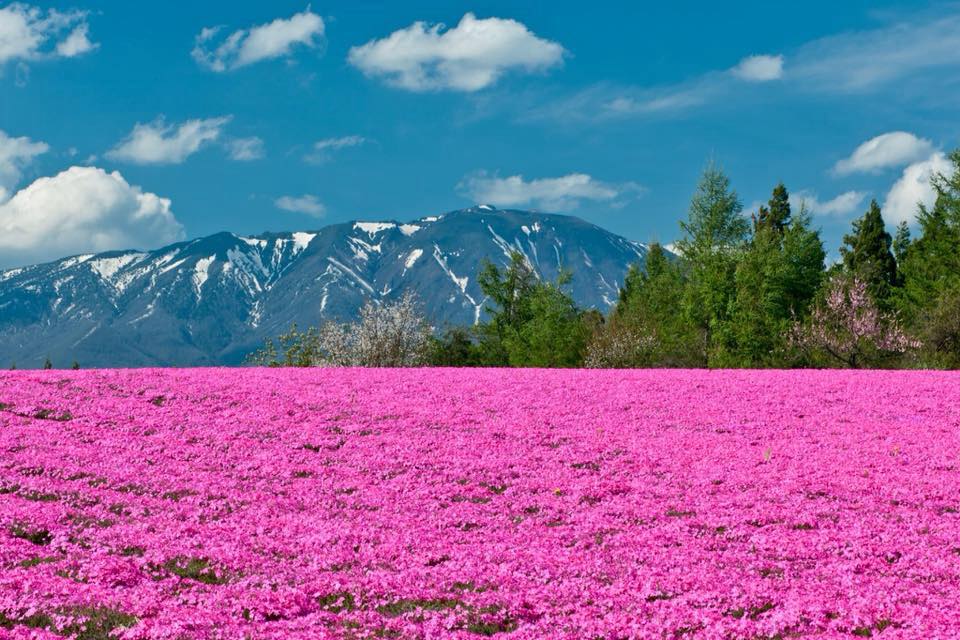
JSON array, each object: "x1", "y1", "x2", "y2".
[
  {"x1": 0, "y1": 3, "x2": 97, "y2": 65},
  {"x1": 192, "y1": 10, "x2": 325, "y2": 72},
  {"x1": 275, "y1": 194, "x2": 325, "y2": 217},
  {"x1": 107, "y1": 116, "x2": 231, "y2": 165},
  {"x1": 0, "y1": 129, "x2": 49, "y2": 198},
  {"x1": 834, "y1": 131, "x2": 935, "y2": 175},
  {"x1": 791, "y1": 190, "x2": 868, "y2": 217},
  {"x1": 732, "y1": 54, "x2": 784, "y2": 81},
  {"x1": 0, "y1": 166, "x2": 184, "y2": 268},
  {"x1": 883, "y1": 152, "x2": 954, "y2": 226},
  {"x1": 460, "y1": 171, "x2": 640, "y2": 211},
  {"x1": 348, "y1": 12, "x2": 565, "y2": 92}
]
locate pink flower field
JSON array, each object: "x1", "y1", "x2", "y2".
[{"x1": 1, "y1": 369, "x2": 959, "y2": 639}]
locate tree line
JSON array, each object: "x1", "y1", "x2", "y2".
[{"x1": 256, "y1": 149, "x2": 959, "y2": 369}]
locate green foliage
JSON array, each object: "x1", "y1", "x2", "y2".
[
  {"x1": 598, "y1": 243, "x2": 698, "y2": 366},
  {"x1": 840, "y1": 200, "x2": 899, "y2": 307},
  {"x1": 718, "y1": 190, "x2": 826, "y2": 366},
  {"x1": 753, "y1": 182, "x2": 791, "y2": 234},
  {"x1": 677, "y1": 164, "x2": 749, "y2": 365},
  {"x1": 427, "y1": 327, "x2": 483, "y2": 367},
  {"x1": 42, "y1": 357, "x2": 52, "y2": 370},
  {"x1": 239, "y1": 152, "x2": 960, "y2": 370},
  {"x1": 475, "y1": 252, "x2": 588, "y2": 367},
  {"x1": 896, "y1": 149, "x2": 960, "y2": 366},
  {"x1": 245, "y1": 323, "x2": 321, "y2": 367}
]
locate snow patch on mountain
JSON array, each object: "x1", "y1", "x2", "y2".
[
  {"x1": 354, "y1": 222, "x2": 396, "y2": 237},
  {"x1": 88, "y1": 253, "x2": 146, "y2": 283},
  {"x1": 291, "y1": 232, "x2": 316, "y2": 253},
  {"x1": 405, "y1": 248, "x2": 423, "y2": 269},
  {"x1": 192, "y1": 256, "x2": 216, "y2": 299}
]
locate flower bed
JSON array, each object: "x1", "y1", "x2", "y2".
[{"x1": 1, "y1": 368, "x2": 959, "y2": 638}]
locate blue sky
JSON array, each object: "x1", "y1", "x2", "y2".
[{"x1": 1, "y1": 0, "x2": 959, "y2": 268}]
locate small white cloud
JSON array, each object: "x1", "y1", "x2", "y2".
[
  {"x1": 834, "y1": 131, "x2": 935, "y2": 175},
  {"x1": 226, "y1": 136, "x2": 264, "y2": 161},
  {"x1": 275, "y1": 194, "x2": 325, "y2": 217},
  {"x1": 883, "y1": 152, "x2": 954, "y2": 226},
  {"x1": 0, "y1": 166, "x2": 184, "y2": 268},
  {"x1": 0, "y1": 129, "x2": 49, "y2": 197},
  {"x1": 348, "y1": 12, "x2": 565, "y2": 92},
  {"x1": 192, "y1": 10, "x2": 325, "y2": 72},
  {"x1": 55, "y1": 23, "x2": 97, "y2": 57},
  {"x1": 732, "y1": 54, "x2": 784, "y2": 81},
  {"x1": 305, "y1": 135, "x2": 369, "y2": 163},
  {"x1": 0, "y1": 3, "x2": 97, "y2": 65},
  {"x1": 791, "y1": 189, "x2": 868, "y2": 217},
  {"x1": 459, "y1": 171, "x2": 641, "y2": 211},
  {"x1": 107, "y1": 116, "x2": 231, "y2": 165}
]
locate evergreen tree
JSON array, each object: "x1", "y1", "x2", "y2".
[
  {"x1": 839, "y1": 200, "x2": 898, "y2": 306},
  {"x1": 754, "y1": 182, "x2": 792, "y2": 234},
  {"x1": 897, "y1": 149, "x2": 960, "y2": 366},
  {"x1": 42, "y1": 357, "x2": 52, "y2": 370},
  {"x1": 893, "y1": 221, "x2": 911, "y2": 267},
  {"x1": 476, "y1": 252, "x2": 587, "y2": 367},
  {"x1": 677, "y1": 165, "x2": 748, "y2": 365},
  {"x1": 722, "y1": 195, "x2": 826, "y2": 367},
  {"x1": 600, "y1": 242, "x2": 696, "y2": 366},
  {"x1": 71, "y1": 361, "x2": 80, "y2": 370}
]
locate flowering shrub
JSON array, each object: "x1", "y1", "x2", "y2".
[
  {"x1": 791, "y1": 275, "x2": 920, "y2": 368},
  {"x1": 248, "y1": 293, "x2": 432, "y2": 367},
  {"x1": 1, "y1": 368, "x2": 959, "y2": 638}
]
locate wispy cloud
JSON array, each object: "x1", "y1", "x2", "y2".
[
  {"x1": 458, "y1": 171, "x2": 643, "y2": 211},
  {"x1": 226, "y1": 136, "x2": 264, "y2": 161},
  {"x1": 790, "y1": 13, "x2": 960, "y2": 92},
  {"x1": 528, "y1": 10, "x2": 960, "y2": 124},
  {"x1": 305, "y1": 136, "x2": 370, "y2": 163},
  {"x1": 192, "y1": 10, "x2": 325, "y2": 72}
]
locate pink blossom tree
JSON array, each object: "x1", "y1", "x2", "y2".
[{"x1": 792, "y1": 274, "x2": 919, "y2": 368}]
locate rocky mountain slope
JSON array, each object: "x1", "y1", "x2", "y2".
[{"x1": 0, "y1": 206, "x2": 651, "y2": 367}]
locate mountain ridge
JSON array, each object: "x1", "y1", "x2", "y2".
[{"x1": 0, "y1": 206, "x2": 652, "y2": 367}]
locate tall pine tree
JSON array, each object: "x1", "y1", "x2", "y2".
[
  {"x1": 721, "y1": 184, "x2": 825, "y2": 366},
  {"x1": 754, "y1": 182, "x2": 792, "y2": 234},
  {"x1": 677, "y1": 164, "x2": 748, "y2": 365},
  {"x1": 839, "y1": 200, "x2": 898, "y2": 307}
]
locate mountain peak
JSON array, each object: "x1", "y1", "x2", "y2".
[{"x1": 0, "y1": 209, "x2": 652, "y2": 367}]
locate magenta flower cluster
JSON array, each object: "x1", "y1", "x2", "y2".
[{"x1": 1, "y1": 368, "x2": 959, "y2": 639}]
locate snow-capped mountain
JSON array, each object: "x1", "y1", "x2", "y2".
[{"x1": 0, "y1": 207, "x2": 652, "y2": 367}]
